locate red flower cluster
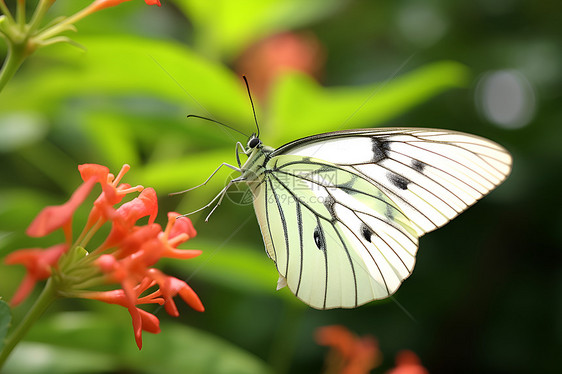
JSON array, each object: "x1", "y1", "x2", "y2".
[
  {"x1": 4, "y1": 164, "x2": 203, "y2": 349},
  {"x1": 316, "y1": 325, "x2": 428, "y2": 374},
  {"x1": 316, "y1": 325, "x2": 381, "y2": 374}
]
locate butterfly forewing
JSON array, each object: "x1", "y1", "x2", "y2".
[
  {"x1": 244, "y1": 128, "x2": 512, "y2": 309},
  {"x1": 273, "y1": 128, "x2": 512, "y2": 235}
]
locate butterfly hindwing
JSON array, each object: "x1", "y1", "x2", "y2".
[{"x1": 250, "y1": 154, "x2": 420, "y2": 309}]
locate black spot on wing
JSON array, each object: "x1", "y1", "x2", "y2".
[
  {"x1": 361, "y1": 224, "x2": 373, "y2": 243},
  {"x1": 371, "y1": 138, "x2": 390, "y2": 163},
  {"x1": 313, "y1": 225, "x2": 326, "y2": 251},
  {"x1": 388, "y1": 173, "x2": 409, "y2": 190},
  {"x1": 412, "y1": 159, "x2": 425, "y2": 172}
]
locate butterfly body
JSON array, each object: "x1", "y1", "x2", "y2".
[{"x1": 235, "y1": 128, "x2": 511, "y2": 309}]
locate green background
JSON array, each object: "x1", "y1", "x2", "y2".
[{"x1": 1, "y1": 0, "x2": 560, "y2": 373}]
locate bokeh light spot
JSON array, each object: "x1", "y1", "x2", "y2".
[
  {"x1": 475, "y1": 70, "x2": 536, "y2": 129},
  {"x1": 0, "y1": 112, "x2": 48, "y2": 152},
  {"x1": 396, "y1": 3, "x2": 448, "y2": 47}
]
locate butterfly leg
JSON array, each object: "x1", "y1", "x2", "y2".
[
  {"x1": 205, "y1": 177, "x2": 245, "y2": 222},
  {"x1": 170, "y1": 162, "x2": 241, "y2": 195},
  {"x1": 179, "y1": 177, "x2": 243, "y2": 218},
  {"x1": 235, "y1": 141, "x2": 245, "y2": 168}
]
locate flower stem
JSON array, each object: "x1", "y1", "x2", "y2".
[
  {"x1": 0, "y1": 278, "x2": 58, "y2": 369},
  {"x1": 0, "y1": 38, "x2": 27, "y2": 93},
  {"x1": 27, "y1": 0, "x2": 54, "y2": 34},
  {"x1": 0, "y1": 1, "x2": 16, "y2": 24},
  {"x1": 33, "y1": 2, "x2": 94, "y2": 41},
  {"x1": 16, "y1": 0, "x2": 26, "y2": 27}
]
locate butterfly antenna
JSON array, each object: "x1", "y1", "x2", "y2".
[
  {"x1": 389, "y1": 296, "x2": 418, "y2": 324},
  {"x1": 242, "y1": 75, "x2": 260, "y2": 138},
  {"x1": 186, "y1": 114, "x2": 249, "y2": 138}
]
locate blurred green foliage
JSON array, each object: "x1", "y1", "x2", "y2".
[
  {"x1": 0, "y1": 300, "x2": 10, "y2": 351},
  {"x1": 4, "y1": 311, "x2": 271, "y2": 374},
  {"x1": 1, "y1": 0, "x2": 561, "y2": 373}
]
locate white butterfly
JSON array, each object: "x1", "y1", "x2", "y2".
[{"x1": 193, "y1": 125, "x2": 512, "y2": 310}]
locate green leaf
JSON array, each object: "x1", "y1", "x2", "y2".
[
  {"x1": 82, "y1": 111, "x2": 140, "y2": 169},
  {"x1": 131, "y1": 149, "x2": 234, "y2": 193},
  {"x1": 0, "y1": 35, "x2": 253, "y2": 127},
  {"x1": 175, "y1": 0, "x2": 345, "y2": 59},
  {"x1": 5, "y1": 312, "x2": 272, "y2": 374},
  {"x1": 0, "y1": 300, "x2": 11, "y2": 351},
  {"x1": 266, "y1": 60, "x2": 471, "y2": 144}
]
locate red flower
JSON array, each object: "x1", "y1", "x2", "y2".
[
  {"x1": 158, "y1": 212, "x2": 198, "y2": 259},
  {"x1": 83, "y1": 279, "x2": 163, "y2": 349},
  {"x1": 91, "y1": 210, "x2": 202, "y2": 349},
  {"x1": 316, "y1": 325, "x2": 381, "y2": 374},
  {"x1": 82, "y1": 164, "x2": 144, "y2": 232},
  {"x1": 236, "y1": 32, "x2": 325, "y2": 99},
  {"x1": 26, "y1": 177, "x2": 99, "y2": 242},
  {"x1": 5, "y1": 163, "x2": 203, "y2": 349},
  {"x1": 4, "y1": 244, "x2": 68, "y2": 306},
  {"x1": 88, "y1": 0, "x2": 161, "y2": 12},
  {"x1": 145, "y1": 268, "x2": 204, "y2": 316},
  {"x1": 386, "y1": 351, "x2": 429, "y2": 374}
]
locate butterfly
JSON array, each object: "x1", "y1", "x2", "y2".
[{"x1": 187, "y1": 84, "x2": 512, "y2": 310}]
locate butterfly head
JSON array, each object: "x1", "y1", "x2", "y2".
[{"x1": 246, "y1": 134, "x2": 262, "y2": 151}]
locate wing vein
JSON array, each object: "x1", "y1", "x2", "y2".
[
  {"x1": 331, "y1": 221, "x2": 359, "y2": 307},
  {"x1": 263, "y1": 177, "x2": 278, "y2": 263},
  {"x1": 272, "y1": 169, "x2": 405, "y2": 218},
  {"x1": 295, "y1": 201, "x2": 304, "y2": 296},
  {"x1": 268, "y1": 177, "x2": 291, "y2": 277},
  {"x1": 350, "y1": 165, "x2": 439, "y2": 229},
  {"x1": 316, "y1": 217, "x2": 329, "y2": 309},
  {"x1": 351, "y1": 209, "x2": 410, "y2": 274},
  {"x1": 336, "y1": 214, "x2": 390, "y2": 295},
  {"x1": 386, "y1": 147, "x2": 484, "y2": 196},
  {"x1": 404, "y1": 141, "x2": 500, "y2": 186},
  {"x1": 375, "y1": 161, "x2": 456, "y2": 218}
]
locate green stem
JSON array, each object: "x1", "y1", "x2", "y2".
[
  {"x1": 0, "y1": 278, "x2": 58, "y2": 369},
  {"x1": 34, "y1": 3, "x2": 93, "y2": 41},
  {"x1": 0, "y1": 38, "x2": 27, "y2": 93},
  {"x1": 27, "y1": 0, "x2": 53, "y2": 34},
  {"x1": 0, "y1": 1, "x2": 15, "y2": 24},
  {"x1": 16, "y1": 0, "x2": 26, "y2": 27}
]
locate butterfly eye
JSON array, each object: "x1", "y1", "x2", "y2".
[{"x1": 248, "y1": 137, "x2": 261, "y2": 149}]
